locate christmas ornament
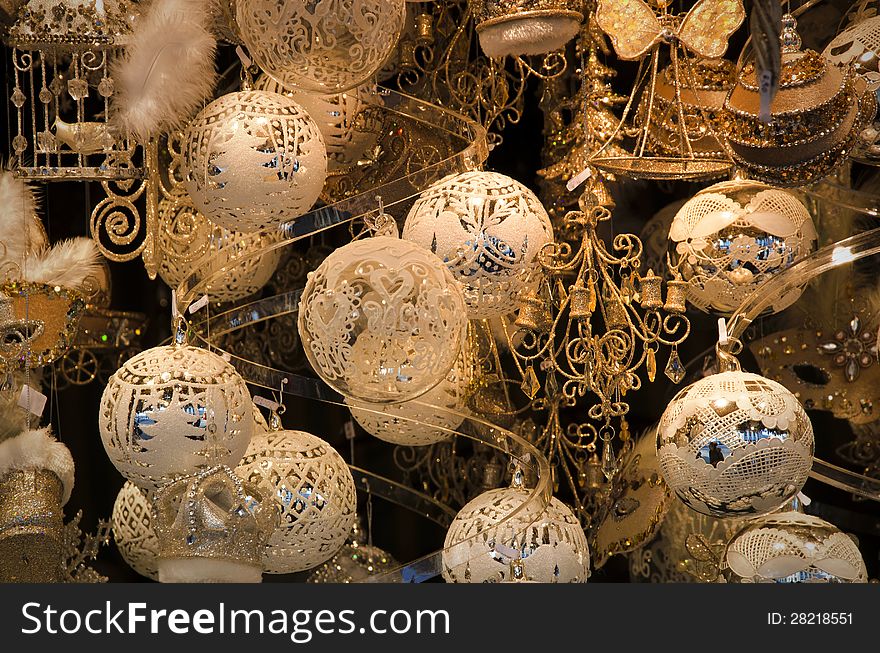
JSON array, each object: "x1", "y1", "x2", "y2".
[
  {"x1": 298, "y1": 235, "x2": 468, "y2": 403},
  {"x1": 236, "y1": 428, "x2": 357, "y2": 573},
  {"x1": 157, "y1": 188, "x2": 282, "y2": 303},
  {"x1": 474, "y1": 0, "x2": 583, "y2": 59},
  {"x1": 657, "y1": 369, "x2": 814, "y2": 517},
  {"x1": 307, "y1": 524, "x2": 398, "y2": 583},
  {"x1": 442, "y1": 481, "x2": 590, "y2": 583},
  {"x1": 154, "y1": 465, "x2": 277, "y2": 583},
  {"x1": 111, "y1": 481, "x2": 159, "y2": 580},
  {"x1": 668, "y1": 179, "x2": 818, "y2": 315},
  {"x1": 235, "y1": 0, "x2": 405, "y2": 93},
  {"x1": 98, "y1": 344, "x2": 255, "y2": 489},
  {"x1": 347, "y1": 347, "x2": 472, "y2": 446},
  {"x1": 403, "y1": 171, "x2": 553, "y2": 320},
  {"x1": 724, "y1": 15, "x2": 874, "y2": 187},
  {"x1": 254, "y1": 75, "x2": 377, "y2": 170},
  {"x1": 183, "y1": 90, "x2": 327, "y2": 233},
  {"x1": 725, "y1": 511, "x2": 867, "y2": 583},
  {"x1": 823, "y1": 15, "x2": 880, "y2": 91}
]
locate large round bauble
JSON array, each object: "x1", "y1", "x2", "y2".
[
  {"x1": 157, "y1": 188, "x2": 282, "y2": 303},
  {"x1": 657, "y1": 370, "x2": 814, "y2": 518},
  {"x1": 475, "y1": 1, "x2": 582, "y2": 59},
  {"x1": 111, "y1": 481, "x2": 159, "y2": 580},
  {"x1": 725, "y1": 511, "x2": 867, "y2": 583},
  {"x1": 403, "y1": 171, "x2": 553, "y2": 319},
  {"x1": 183, "y1": 90, "x2": 327, "y2": 233},
  {"x1": 668, "y1": 180, "x2": 817, "y2": 315},
  {"x1": 254, "y1": 75, "x2": 377, "y2": 170},
  {"x1": 298, "y1": 236, "x2": 468, "y2": 403},
  {"x1": 99, "y1": 345, "x2": 255, "y2": 489},
  {"x1": 442, "y1": 486, "x2": 590, "y2": 583},
  {"x1": 346, "y1": 348, "x2": 472, "y2": 446},
  {"x1": 236, "y1": 0, "x2": 405, "y2": 94},
  {"x1": 236, "y1": 429, "x2": 357, "y2": 573}
]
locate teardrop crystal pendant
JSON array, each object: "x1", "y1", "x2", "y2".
[
  {"x1": 664, "y1": 346, "x2": 686, "y2": 383},
  {"x1": 646, "y1": 347, "x2": 656, "y2": 382},
  {"x1": 601, "y1": 438, "x2": 617, "y2": 480}
]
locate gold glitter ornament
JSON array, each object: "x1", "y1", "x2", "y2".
[
  {"x1": 474, "y1": 0, "x2": 583, "y2": 59},
  {"x1": 307, "y1": 540, "x2": 398, "y2": 583}
]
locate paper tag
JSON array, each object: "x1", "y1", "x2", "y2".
[
  {"x1": 566, "y1": 166, "x2": 592, "y2": 192},
  {"x1": 235, "y1": 45, "x2": 252, "y2": 69},
  {"x1": 171, "y1": 290, "x2": 178, "y2": 319},
  {"x1": 717, "y1": 317, "x2": 729, "y2": 346},
  {"x1": 253, "y1": 395, "x2": 280, "y2": 412},
  {"x1": 188, "y1": 294, "x2": 209, "y2": 315},
  {"x1": 18, "y1": 384, "x2": 47, "y2": 418},
  {"x1": 344, "y1": 420, "x2": 356, "y2": 440},
  {"x1": 796, "y1": 491, "x2": 812, "y2": 507}
]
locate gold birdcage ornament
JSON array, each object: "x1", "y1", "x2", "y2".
[{"x1": 586, "y1": 0, "x2": 741, "y2": 181}]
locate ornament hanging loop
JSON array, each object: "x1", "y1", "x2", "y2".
[{"x1": 269, "y1": 377, "x2": 288, "y2": 431}]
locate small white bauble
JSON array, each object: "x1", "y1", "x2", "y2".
[
  {"x1": 236, "y1": 0, "x2": 405, "y2": 93},
  {"x1": 183, "y1": 90, "x2": 327, "y2": 233},
  {"x1": 725, "y1": 511, "x2": 867, "y2": 583},
  {"x1": 403, "y1": 171, "x2": 553, "y2": 319},
  {"x1": 111, "y1": 481, "x2": 159, "y2": 580},
  {"x1": 254, "y1": 75, "x2": 377, "y2": 169},
  {"x1": 157, "y1": 188, "x2": 282, "y2": 303},
  {"x1": 346, "y1": 349, "x2": 472, "y2": 446},
  {"x1": 442, "y1": 485, "x2": 590, "y2": 583},
  {"x1": 99, "y1": 345, "x2": 255, "y2": 489},
  {"x1": 668, "y1": 180, "x2": 817, "y2": 315},
  {"x1": 657, "y1": 370, "x2": 814, "y2": 518},
  {"x1": 236, "y1": 429, "x2": 357, "y2": 573},
  {"x1": 297, "y1": 236, "x2": 468, "y2": 403}
]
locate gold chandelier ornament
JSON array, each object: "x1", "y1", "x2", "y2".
[{"x1": 474, "y1": 0, "x2": 583, "y2": 59}]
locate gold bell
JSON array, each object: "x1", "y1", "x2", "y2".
[
  {"x1": 515, "y1": 291, "x2": 553, "y2": 333},
  {"x1": 663, "y1": 279, "x2": 689, "y2": 314},
  {"x1": 416, "y1": 13, "x2": 434, "y2": 43},
  {"x1": 638, "y1": 270, "x2": 663, "y2": 310},
  {"x1": 605, "y1": 297, "x2": 628, "y2": 329},
  {"x1": 568, "y1": 280, "x2": 592, "y2": 320},
  {"x1": 398, "y1": 40, "x2": 417, "y2": 69}
]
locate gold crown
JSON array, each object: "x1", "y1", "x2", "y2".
[{"x1": 154, "y1": 466, "x2": 278, "y2": 582}]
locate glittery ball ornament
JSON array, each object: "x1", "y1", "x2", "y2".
[
  {"x1": 99, "y1": 344, "x2": 255, "y2": 489},
  {"x1": 403, "y1": 171, "x2": 554, "y2": 319},
  {"x1": 668, "y1": 180, "x2": 817, "y2": 315},
  {"x1": 657, "y1": 370, "x2": 814, "y2": 518},
  {"x1": 442, "y1": 485, "x2": 590, "y2": 583},
  {"x1": 183, "y1": 90, "x2": 327, "y2": 233},
  {"x1": 475, "y1": 0, "x2": 583, "y2": 59},
  {"x1": 236, "y1": 0, "x2": 405, "y2": 93},
  {"x1": 111, "y1": 481, "x2": 159, "y2": 580},
  {"x1": 298, "y1": 236, "x2": 468, "y2": 403},
  {"x1": 236, "y1": 429, "x2": 357, "y2": 573},
  {"x1": 157, "y1": 188, "x2": 282, "y2": 303},
  {"x1": 725, "y1": 511, "x2": 867, "y2": 583},
  {"x1": 307, "y1": 541, "x2": 398, "y2": 583}
]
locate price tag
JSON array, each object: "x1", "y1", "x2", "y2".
[
  {"x1": 717, "y1": 317, "x2": 729, "y2": 346},
  {"x1": 253, "y1": 395, "x2": 280, "y2": 412},
  {"x1": 18, "y1": 384, "x2": 47, "y2": 418},
  {"x1": 188, "y1": 294, "x2": 209, "y2": 314},
  {"x1": 235, "y1": 45, "x2": 252, "y2": 69},
  {"x1": 344, "y1": 420, "x2": 356, "y2": 440},
  {"x1": 567, "y1": 166, "x2": 592, "y2": 192}
]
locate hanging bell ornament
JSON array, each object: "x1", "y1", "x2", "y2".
[
  {"x1": 515, "y1": 289, "x2": 553, "y2": 332},
  {"x1": 605, "y1": 297, "x2": 629, "y2": 330},
  {"x1": 568, "y1": 279, "x2": 593, "y2": 320},
  {"x1": 663, "y1": 278, "x2": 689, "y2": 314},
  {"x1": 638, "y1": 270, "x2": 663, "y2": 310}
]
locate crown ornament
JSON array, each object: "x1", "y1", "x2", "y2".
[{"x1": 153, "y1": 465, "x2": 278, "y2": 583}]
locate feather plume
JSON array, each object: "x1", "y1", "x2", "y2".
[
  {"x1": 0, "y1": 168, "x2": 47, "y2": 264},
  {"x1": 23, "y1": 237, "x2": 104, "y2": 293},
  {"x1": 111, "y1": 0, "x2": 218, "y2": 141},
  {"x1": 0, "y1": 426, "x2": 75, "y2": 504},
  {"x1": 750, "y1": 0, "x2": 782, "y2": 123}
]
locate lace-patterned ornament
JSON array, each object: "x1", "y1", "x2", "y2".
[
  {"x1": 725, "y1": 511, "x2": 867, "y2": 583},
  {"x1": 236, "y1": 429, "x2": 357, "y2": 573},
  {"x1": 99, "y1": 345, "x2": 255, "y2": 489},
  {"x1": 298, "y1": 236, "x2": 468, "y2": 403},
  {"x1": 346, "y1": 348, "x2": 472, "y2": 446},
  {"x1": 668, "y1": 180, "x2": 817, "y2": 315},
  {"x1": 823, "y1": 16, "x2": 880, "y2": 91},
  {"x1": 403, "y1": 171, "x2": 554, "y2": 319},
  {"x1": 236, "y1": 0, "x2": 405, "y2": 93},
  {"x1": 157, "y1": 188, "x2": 282, "y2": 303},
  {"x1": 657, "y1": 370, "x2": 814, "y2": 517},
  {"x1": 111, "y1": 481, "x2": 159, "y2": 580},
  {"x1": 183, "y1": 90, "x2": 327, "y2": 233},
  {"x1": 442, "y1": 486, "x2": 590, "y2": 583}
]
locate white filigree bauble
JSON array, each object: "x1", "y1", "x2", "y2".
[
  {"x1": 157, "y1": 188, "x2": 282, "y2": 303},
  {"x1": 111, "y1": 481, "x2": 159, "y2": 580},
  {"x1": 183, "y1": 90, "x2": 327, "y2": 233},
  {"x1": 668, "y1": 180, "x2": 817, "y2": 316},
  {"x1": 442, "y1": 486, "x2": 590, "y2": 583},
  {"x1": 346, "y1": 348, "x2": 472, "y2": 446},
  {"x1": 99, "y1": 345, "x2": 255, "y2": 489},
  {"x1": 823, "y1": 16, "x2": 880, "y2": 90},
  {"x1": 297, "y1": 235, "x2": 468, "y2": 403},
  {"x1": 403, "y1": 171, "x2": 554, "y2": 319},
  {"x1": 236, "y1": 429, "x2": 357, "y2": 573},
  {"x1": 236, "y1": 0, "x2": 405, "y2": 93},
  {"x1": 725, "y1": 511, "x2": 867, "y2": 583},
  {"x1": 254, "y1": 75, "x2": 377, "y2": 170},
  {"x1": 657, "y1": 370, "x2": 814, "y2": 518},
  {"x1": 306, "y1": 541, "x2": 398, "y2": 583}
]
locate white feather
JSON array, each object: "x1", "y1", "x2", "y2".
[
  {"x1": 0, "y1": 169, "x2": 47, "y2": 264},
  {"x1": 0, "y1": 426, "x2": 75, "y2": 504},
  {"x1": 111, "y1": 0, "x2": 218, "y2": 141},
  {"x1": 23, "y1": 237, "x2": 104, "y2": 293}
]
